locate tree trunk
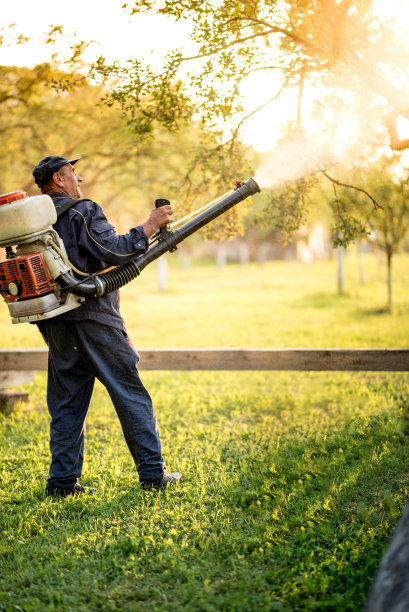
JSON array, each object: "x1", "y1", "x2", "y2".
[
  {"x1": 364, "y1": 503, "x2": 409, "y2": 611},
  {"x1": 216, "y1": 243, "x2": 227, "y2": 268},
  {"x1": 156, "y1": 255, "x2": 168, "y2": 292},
  {"x1": 386, "y1": 250, "x2": 392, "y2": 311},
  {"x1": 337, "y1": 246, "x2": 344, "y2": 294},
  {"x1": 357, "y1": 241, "x2": 365, "y2": 285}
]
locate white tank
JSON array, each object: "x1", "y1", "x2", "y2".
[{"x1": 0, "y1": 191, "x2": 57, "y2": 243}]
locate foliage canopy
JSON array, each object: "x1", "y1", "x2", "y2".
[
  {"x1": 92, "y1": 0, "x2": 409, "y2": 243},
  {"x1": 4, "y1": 3, "x2": 409, "y2": 242}
]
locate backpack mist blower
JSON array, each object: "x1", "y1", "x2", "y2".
[{"x1": 0, "y1": 178, "x2": 260, "y2": 324}]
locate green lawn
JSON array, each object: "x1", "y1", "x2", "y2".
[{"x1": 1, "y1": 252, "x2": 409, "y2": 610}]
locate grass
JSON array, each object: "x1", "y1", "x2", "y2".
[{"x1": 1, "y1": 251, "x2": 409, "y2": 611}]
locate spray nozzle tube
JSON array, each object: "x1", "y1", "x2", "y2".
[{"x1": 58, "y1": 177, "x2": 260, "y2": 298}]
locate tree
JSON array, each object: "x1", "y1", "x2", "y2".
[
  {"x1": 365, "y1": 163, "x2": 409, "y2": 311},
  {"x1": 0, "y1": 57, "x2": 252, "y2": 238},
  {"x1": 114, "y1": 0, "x2": 409, "y2": 148},
  {"x1": 0, "y1": 19, "x2": 254, "y2": 239},
  {"x1": 92, "y1": 0, "x2": 409, "y2": 242},
  {"x1": 314, "y1": 157, "x2": 409, "y2": 309}
]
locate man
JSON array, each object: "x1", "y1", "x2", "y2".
[{"x1": 32, "y1": 155, "x2": 183, "y2": 497}]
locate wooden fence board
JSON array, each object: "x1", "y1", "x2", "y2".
[{"x1": 1, "y1": 348, "x2": 409, "y2": 372}]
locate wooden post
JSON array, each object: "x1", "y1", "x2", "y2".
[
  {"x1": 0, "y1": 389, "x2": 30, "y2": 412},
  {"x1": 0, "y1": 370, "x2": 34, "y2": 412}
]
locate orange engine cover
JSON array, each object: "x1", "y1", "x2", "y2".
[{"x1": 0, "y1": 253, "x2": 54, "y2": 301}]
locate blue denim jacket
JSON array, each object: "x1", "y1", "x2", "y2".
[{"x1": 50, "y1": 192, "x2": 149, "y2": 330}]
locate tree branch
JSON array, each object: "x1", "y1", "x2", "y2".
[
  {"x1": 385, "y1": 116, "x2": 409, "y2": 151},
  {"x1": 321, "y1": 170, "x2": 382, "y2": 209},
  {"x1": 296, "y1": 67, "x2": 306, "y2": 128},
  {"x1": 180, "y1": 26, "x2": 310, "y2": 62},
  {"x1": 229, "y1": 84, "x2": 287, "y2": 151}
]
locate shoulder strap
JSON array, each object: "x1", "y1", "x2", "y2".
[{"x1": 55, "y1": 198, "x2": 90, "y2": 218}]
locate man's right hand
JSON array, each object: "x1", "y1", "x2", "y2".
[{"x1": 141, "y1": 204, "x2": 174, "y2": 237}]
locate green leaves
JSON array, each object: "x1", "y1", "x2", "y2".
[
  {"x1": 106, "y1": 1, "x2": 409, "y2": 245},
  {"x1": 256, "y1": 175, "x2": 317, "y2": 242},
  {"x1": 332, "y1": 214, "x2": 370, "y2": 248},
  {"x1": 95, "y1": 53, "x2": 195, "y2": 139}
]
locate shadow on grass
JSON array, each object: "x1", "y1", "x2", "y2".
[
  {"x1": 31, "y1": 416, "x2": 409, "y2": 609},
  {"x1": 197, "y1": 414, "x2": 409, "y2": 610},
  {"x1": 359, "y1": 307, "x2": 391, "y2": 316},
  {"x1": 291, "y1": 292, "x2": 351, "y2": 310}
]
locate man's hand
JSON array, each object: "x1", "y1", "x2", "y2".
[{"x1": 141, "y1": 204, "x2": 174, "y2": 237}]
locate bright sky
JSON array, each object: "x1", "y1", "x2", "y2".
[
  {"x1": 0, "y1": 1, "x2": 194, "y2": 67},
  {"x1": 1, "y1": 0, "x2": 408, "y2": 154},
  {"x1": 0, "y1": 0, "x2": 294, "y2": 151}
]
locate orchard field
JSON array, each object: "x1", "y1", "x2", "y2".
[{"x1": 1, "y1": 252, "x2": 409, "y2": 611}]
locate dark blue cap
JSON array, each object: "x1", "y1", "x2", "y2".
[{"x1": 32, "y1": 155, "x2": 82, "y2": 188}]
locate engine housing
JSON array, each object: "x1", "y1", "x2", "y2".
[{"x1": 0, "y1": 190, "x2": 83, "y2": 324}]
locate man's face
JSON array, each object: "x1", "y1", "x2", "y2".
[{"x1": 56, "y1": 163, "x2": 83, "y2": 198}]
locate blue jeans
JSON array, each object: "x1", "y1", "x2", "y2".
[{"x1": 41, "y1": 319, "x2": 164, "y2": 491}]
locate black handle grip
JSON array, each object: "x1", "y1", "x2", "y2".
[
  {"x1": 154, "y1": 198, "x2": 171, "y2": 239},
  {"x1": 155, "y1": 198, "x2": 170, "y2": 208}
]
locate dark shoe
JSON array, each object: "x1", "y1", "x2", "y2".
[
  {"x1": 45, "y1": 483, "x2": 97, "y2": 498},
  {"x1": 141, "y1": 472, "x2": 184, "y2": 491}
]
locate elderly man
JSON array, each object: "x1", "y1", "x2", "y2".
[{"x1": 32, "y1": 155, "x2": 183, "y2": 497}]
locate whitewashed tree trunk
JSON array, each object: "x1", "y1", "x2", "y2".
[
  {"x1": 357, "y1": 241, "x2": 365, "y2": 285},
  {"x1": 239, "y1": 241, "x2": 249, "y2": 265},
  {"x1": 257, "y1": 243, "x2": 269, "y2": 264},
  {"x1": 178, "y1": 248, "x2": 192, "y2": 270},
  {"x1": 337, "y1": 246, "x2": 344, "y2": 294},
  {"x1": 156, "y1": 255, "x2": 168, "y2": 292},
  {"x1": 387, "y1": 251, "x2": 393, "y2": 312},
  {"x1": 216, "y1": 243, "x2": 227, "y2": 268}
]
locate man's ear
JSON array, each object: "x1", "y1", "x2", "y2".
[{"x1": 53, "y1": 171, "x2": 64, "y2": 188}]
